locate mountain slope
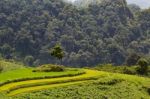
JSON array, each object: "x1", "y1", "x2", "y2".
[{"x1": 0, "y1": 0, "x2": 149, "y2": 66}]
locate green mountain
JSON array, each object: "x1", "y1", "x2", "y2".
[
  {"x1": 0, "y1": 1, "x2": 150, "y2": 98},
  {"x1": 0, "y1": 0, "x2": 149, "y2": 67}
]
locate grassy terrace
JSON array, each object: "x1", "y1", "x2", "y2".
[
  {"x1": 9, "y1": 81, "x2": 88, "y2": 96},
  {"x1": 0, "y1": 68, "x2": 85, "y2": 83},
  {"x1": 0, "y1": 60, "x2": 150, "y2": 99},
  {"x1": 12, "y1": 70, "x2": 150, "y2": 99},
  {"x1": 0, "y1": 70, "x2": 100, "y2": 96}
]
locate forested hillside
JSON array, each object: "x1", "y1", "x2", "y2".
[{"x1": 0, "y1": 0, "x2": 150, "y2": 67}]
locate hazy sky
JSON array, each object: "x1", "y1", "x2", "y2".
[
  {"x1": 67, "y1": 0, "x2": 150, "y2": 9},
  {"x1": 65, "y1": 0, "x2": 76, "y2": 2},
  {"x1": 127, "y1": 0, "x2": 150, "y2": 9}
]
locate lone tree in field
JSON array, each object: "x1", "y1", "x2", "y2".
[{"x1": 50, "y1": 44, "x2": 64, "y2": 64}]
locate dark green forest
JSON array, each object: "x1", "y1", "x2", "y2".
[{"x1": 0, "y1": 0, "x2": 150, "y2": 67}]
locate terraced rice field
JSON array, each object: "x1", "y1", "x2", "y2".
[
  {"x1": 0, "y1": 69, "x2": 103, "y2": 96},
  {"x1": 0, "y1": 68, "x2": 150, "y2": 99}
]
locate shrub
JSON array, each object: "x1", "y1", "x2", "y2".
[
  {"x1": 136, "y1": 58, "x2": 148, "y2": 75},
  {"x1": 126, "y1": 53, "x2": 141, "y2": 66},
  {"x1": 24, "y1": 55, "x2": 34, "y2": 66},
  {"x1": 33, "y1": 64, "x2": 65, "y2": 72}
]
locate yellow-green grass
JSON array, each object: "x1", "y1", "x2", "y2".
[
  {"x1": 8, "y1": 81, "x2": 89, "y2": 96},
  {"x1": 0, "y1": 68, "x2": 84, "y2": 83},
  {"x1": 94, "y1": 64, "x2": 150, "y2": 77},
  {"x1": 9, "y1": 70, "x2": 150, "y2": 99},
  {"x1": 1, "y1": 69, "x2": 150, "y2": 98},
  {"x1": 0, "y1": 70, "x2": 100, "y2": 92},
  {"x1": 9, "y1": 70, "x2": 150, "y2": 97},
  {"x1": 97, "y1": 70, "x2": 150, "y2": 86},
  {"x1": 0, "y1": 70, "x2": 102, "y2": 96},
  {"x1": 0, "y1": 92, "x2": 8, "y2": 99}
]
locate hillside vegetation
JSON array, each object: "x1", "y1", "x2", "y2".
[
  {"x1": 10, "y1": 70, "x2": 150, "y2": 99},
  {"x1": 0, "y1": 68, "x2": 85, "y2": 83},
  {"x1": 0, "y1": 0, "x2": 150, "y2": 99},
  {"x1": 0, "y1": 60, "x2": 149, "y2": 99},
  {"x1": 94, "y1": 64, "x2": 150, "y2": 77},
  {"x1": 0, "y1": 60, "x2": 24, "y2": 72},
  {"x1": 0, "y1": 0, "x2": 150, "y2": 66}
]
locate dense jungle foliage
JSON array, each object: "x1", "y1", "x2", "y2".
[{"x1": 0, "y1": 0, "x2": 150, "y2": 67}]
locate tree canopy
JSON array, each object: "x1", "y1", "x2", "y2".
[{"x1": 0, "y1": 0, "x2": 150, "y2": 67}]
